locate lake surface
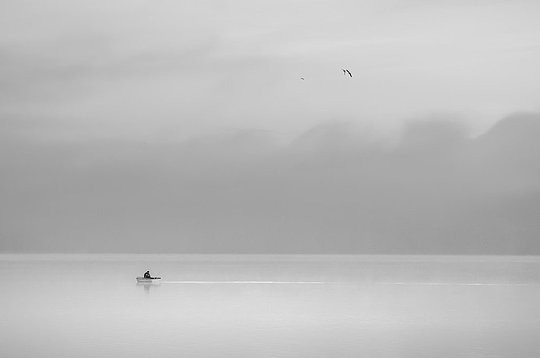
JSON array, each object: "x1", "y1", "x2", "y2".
[{"x1": 1, "y1": 255, "x2": 539, "y2": 358}]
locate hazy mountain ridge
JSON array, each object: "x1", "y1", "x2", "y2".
[{"x1": 2, "y1": 113, "x2": 540, "y2": 253}]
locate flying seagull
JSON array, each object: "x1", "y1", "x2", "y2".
[{"x1": 342, "y1": 68, "x2": 352, "y2": 77}]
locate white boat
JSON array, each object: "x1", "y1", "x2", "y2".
[{"x1": 136, "y1": 277, "x2": 161, "y2": 283}]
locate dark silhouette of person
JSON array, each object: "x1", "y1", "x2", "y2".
[{"x1": 144, "y1": 270, "x2": 151, "y2": 279}]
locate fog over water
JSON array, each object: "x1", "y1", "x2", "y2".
[
  {"x1": 2, "y1": 255, "x2": 539, "y2": 358},
  {"x1": 2, "y1": 1, "x2": 539, "y2": 357}
]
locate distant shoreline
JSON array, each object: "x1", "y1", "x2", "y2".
[{"x1": 1, "y1": 253, "x2": 539, "y2": 262}]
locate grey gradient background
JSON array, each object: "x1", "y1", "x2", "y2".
[{"x1": 1, "y1": 0, "x2": 540, "y2": 253}]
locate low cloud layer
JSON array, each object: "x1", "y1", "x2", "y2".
[{"x1": 2, "y1": 112, "x2": 540, "y2": 254}]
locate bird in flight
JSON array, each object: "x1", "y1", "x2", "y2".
[{"x1": 342, "y1": 69, "x2": 352, "y2": 77}]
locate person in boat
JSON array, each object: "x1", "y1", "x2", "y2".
[{"x1": 143, "y1": 270, "x2": 151, "y2": 279}]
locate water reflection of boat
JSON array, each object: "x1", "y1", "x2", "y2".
[{"x1": 137, "y1": 281, "x2": 160, "y2": 293}]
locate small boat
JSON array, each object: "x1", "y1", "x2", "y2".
[{"x1": 136, "y1": 277, "x2": 162, "y2": 283}]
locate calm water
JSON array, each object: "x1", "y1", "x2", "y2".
[{"x1": 1, "y1": 255, "x2": 539, "y2": 358}]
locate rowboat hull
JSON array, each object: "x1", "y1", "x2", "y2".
[{"x1": 136, "y1": 277, "x2": 161, "y2": 283}]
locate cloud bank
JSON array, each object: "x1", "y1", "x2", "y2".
[{"x1": 1, "y1": 112, "x2": 540, "y2": 254}]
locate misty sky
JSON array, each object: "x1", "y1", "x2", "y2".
[{"x1": 1, "y1": 0, "x2": 540, "y2": 253}]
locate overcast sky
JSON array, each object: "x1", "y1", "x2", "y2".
[{"x1": 1, "y1": 0, "x2": 540, "y2": 253}]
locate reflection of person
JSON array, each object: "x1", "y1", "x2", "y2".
[{"x1": 144, "y1": 270, "x2": 151, "y2": 279}]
